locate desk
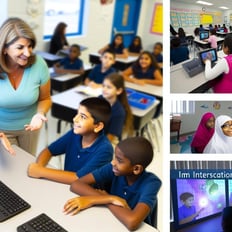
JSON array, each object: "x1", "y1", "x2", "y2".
[
  {"x1": 0, "y1": 145, "x2": 158, "y2": 232},
  {"x1": 35, "y1": 51, "x2": 62, "y2": 67},
  {"x1": 89, "y1": 52, "x2": 138, "y2": 71},
  {"x1": 194, "y1": 37, "x2": 224, "y2": 49},
  {"x1": 170, "y1": 51, "x2": 226, "y2": 93},
  {"x1": 51, "y1": 86, "x2": 160, "y2": 133},
  {"x1": 50, "y1": 64, "x2": 92, "y2": 92}
]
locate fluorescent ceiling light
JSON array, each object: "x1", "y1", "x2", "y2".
[
  {"x1": 196, "y1": 1, "x2": 213, "y2": 6},
  {"x1": 219, "y1": 6, "x2": 229, "y2": 10}
]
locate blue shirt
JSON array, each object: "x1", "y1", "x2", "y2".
[
  {"x1": 170, "y1": 46, "x2": 189, "y2": 65},
  {"x1": 104, "y1": 99, "x2": 125, "y2": 139},
  {"x1": 178, "y1": 205, "x2": 196, "y2": 222},
  {"x1": 132, "y1": 64, "x2": 156, "y2": 80},
  {"x1": 88, "y1": 64, "x2": 115, "y2": 84},
  {"x1": 153, "y1": 53, "x2": 163, "y2": 63},
  {"x1": 0, "y1": 55, "x2": 49, "y2": 130},
  {"x1": 48, "y1": 130, "x2": 113, "y2": 178},
  {"x1": 59, "y1": 57, "x2": 83, "y2": 70},
  {"x1": 92, "y1": 163, "x2": 162, "y2": 225}
]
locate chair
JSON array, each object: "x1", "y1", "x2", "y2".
[{"x1": 170, "y1": 118, "x2": 181, "y2": 141}]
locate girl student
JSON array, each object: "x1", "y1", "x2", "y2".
[
  {"x1": 98, "y1": 33, "x2": 128, "y2": 59},
  {"x1": 204, "y1": 35, "x2": 232, "y2": 93},
  {"x1": 101, "y1": 73, "x2": 133, "y2": 145},
  {"x1": 128, "y1": 35, "x2": 143, "y2": 56},
  {"x1": 190, "y1": 112, "x2": 215, "y2": 153},
  {"x1": 203, "y1": 115, "x2": 232, "y2": 153},
  {"x1": 122, "y1": 51, "x2": 163, "y2": 86}
]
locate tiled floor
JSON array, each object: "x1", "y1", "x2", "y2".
[{"x1": 36, "y1": 110, "x2": 163, "y2": 231}]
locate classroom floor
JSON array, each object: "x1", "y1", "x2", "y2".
[{"x1": 36, "y1": 109, "x2": 163, "y2": 232}]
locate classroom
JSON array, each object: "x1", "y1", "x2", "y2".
[
  {"x1": 0, "y1": 0, "x2": 163, "y2": 232},
  {"x1": 170, "y1": 0, "x2": 232, "y2": 94}
]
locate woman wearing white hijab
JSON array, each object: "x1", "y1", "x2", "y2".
[{"x1": 203, "y1": 115, "x2": 232, "y2": 153}]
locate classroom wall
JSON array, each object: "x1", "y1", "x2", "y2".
[
  {"x1": 170, "y1": 2, "x2": 227, "y2": 35},
  {"x1": 6, "y1": 0, "x2": 162, "y2": 64},
  {"x1": 179, "y1": 101, "x2": 232, "y2": 135}
]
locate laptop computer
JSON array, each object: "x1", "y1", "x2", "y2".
[
  {"x1": 199, "y1": 31, "x2": 209, "y2": 40},
  {"x1": 182, "y1": 48, "x2": 218, "y2": 77}
]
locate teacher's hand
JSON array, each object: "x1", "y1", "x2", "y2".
[
  {"x1": 0, "y1": 133, "x2": 15, "y2": 155},
  {"x1": 24, "y1": 113, "x2": 47, "y2": 131}
]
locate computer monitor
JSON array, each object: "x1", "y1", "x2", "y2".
[
  {"x1": 171, "y1": 178, "x2": 226, "y2": 229},
  {"x1": 199, "y1": 31, "x2": 209, "y2": 40}
]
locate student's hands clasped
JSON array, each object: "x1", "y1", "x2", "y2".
[
  {"x1": 63, "y1": 195, "x2": 130, "y2": 215},
  {"x1": 0, "y1": 133, "x2": 15, "y2": 155},
  {"x1": 24, "y1": 113, "x2": 47, "y2": 131}
]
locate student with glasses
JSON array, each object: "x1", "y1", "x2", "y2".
[{"x1": 203, "y1": 115, "x2": 232, "y2": 153}]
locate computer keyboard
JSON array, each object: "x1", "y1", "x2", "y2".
[
  {"x1": 17, "y1": 213, "x2": 68, "y2": 232},
  {"x1": 0, "y1": 180, "x2": 31, "y2": 222}
]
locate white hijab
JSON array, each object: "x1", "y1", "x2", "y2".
[{"x1": 203, "y1": 115, "x2": 232, "y2": 153}]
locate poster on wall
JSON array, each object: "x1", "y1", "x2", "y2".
[{"x1": 150, "y1": 3, "x2": 163, "y2": 35}]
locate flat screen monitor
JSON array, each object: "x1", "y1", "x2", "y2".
[
  {"x1": 199, "y1": 31, "x2": 209, "y2": 40},
  {"x1": 171, "y1": 178, "x2": 226, "y2": 229},
  {"x1": 198, "y1": 48, "x2": 218, "y2": 65}
]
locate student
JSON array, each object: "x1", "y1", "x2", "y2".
[
  {"x1": 170, "y1": 24, "x2": 178, "y2": 36},
  {"x1": 204, "y1": 29, "x2": 217, "y2": 49},
  {"x1": 152, "y1": 42, "x2": 163, "y2": 68},
  {"x1": 101, "y1": 73, "x2": 133, "y2": 145},
  {"x1": 190, "y1": 112, "x2": 215, "y2": 153},
  {"x1": 194, "y1": 27, "x2": 200, "y2": 37},
  {"x1": 223, "y1": 24, "x2": 228, "y2": 33},
  {"x1": 122, "y1": 51, "x2": 163, "y2": 86},
  {"x1": 63, "y1": 137, "x2": 161, "y2": 231},
  {"x1": 177, "y1": 27, "x2": 187, "y2": 45},
  {"x1": 49, "y1": 22, "x2": 69, "y2": 54},
  {"x1": 204, "y1": 35, "x2": 232, "y2": 93},
  {"x1": 27, "y1": 97, "x2": 113, "y2": 184},
  {"x1": 178, "y1": 192, "x2": 204, "y2": 225},
  {"x1": 84, "y1": 49, "x2": 116, "y2": 88},
  {"x1": 128, "y1": 36, "x2": 143, "y2": 56},
  {"x1": 170, "y1": 37, "x2": 189, "y2": 65},
  {"x1": 199, "y1": 24, "x2": 204, "y2": 32},
  {"x1": 98, "y1": 33, "x2": 128, "y2": 59},
  {"x1": 203, "y1": 115, "x2": 232, "y2": 153},
  {"x1": 0, "y1": 133, "x2": 15, "y2": 155},
  {"x1": 221, "y1": 206, "x2": 232, "y2": 232},
  {"x1": 53, "y1": 44, "x2": 84, "y2": 75}
]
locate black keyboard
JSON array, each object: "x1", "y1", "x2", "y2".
[
  {"x1": 17, "y1": 213, "x2": 68, "y2": 232},
  {"x1": 0, "y1": 181, "x2": 31, "y2": 222}
]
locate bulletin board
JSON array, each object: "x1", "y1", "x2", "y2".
[
  {"x1": 170, "y1": 12, "x2": 200, "y2": 27},
  {"x1": 150, "y1": 3, "x2": 163, "y2": 35},
  {"x1": 200, "y1": 14, "x2": 213, "y2": 24}
]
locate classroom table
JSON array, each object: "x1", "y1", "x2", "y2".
[
  {"x1": 49, "y1": 64, "x2": 92, "y2": 92},
  {"x1": 51, "y1": 86, "x2": 160, "y2": 134},
  {"x1": 216, "y1": 31, "x2": 232, "y2": 37},
  {"x1": 194, "y1": 36, "x2": 224, "y2": 49},
  {"x1": 89, "y1": 52, "x2": 138, "y2": 71},
  {"x1": 170, "y1": 50, "x2": 225, "y2": 93},
  {"x1": 35, "y1": 51, "x2": 63, "y2": 67},
  {"x1": 0, "y1": 145, "x2": 158, "y2": 232}
]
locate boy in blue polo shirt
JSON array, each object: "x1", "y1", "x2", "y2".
[
  {"x1": 63, "y1": 137, "x2": 161, "y2": 231},
  {"x1": 84, "y1": 49, "x2": 116, "y2": 88},
  {"x1": 27, "y1": 97, "x2": 113, "y2": 184}
]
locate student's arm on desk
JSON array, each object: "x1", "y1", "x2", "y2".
[
  {"x1": 28, "y1": 148, "x2": 77, "y2": 184},
  {"x1": 64, "y1": 174, "x2": 150, "y2": 231},
  {"x1": 116, "y1": 48, "x2": 129, "y2": 59},
  {"x1": 205, "y1": 58, "x2": 228, "y2": 80}
]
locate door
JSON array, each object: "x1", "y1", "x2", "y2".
[{"x1": 112, "y1": 0, "x2": 142, "y2": 47}]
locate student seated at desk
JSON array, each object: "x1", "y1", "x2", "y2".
[
  {"x1": 53, "y1": 44, "x2": 84, "y2": 75},
  {"x1": 152, "y1": 42, "x2": 163, "y2": 68},
  {"x1": 122, "y1": 51, "x2": 163, "y2": 86},
  {"x1": 204, "y1": 35, "x2": 232, "y2": 93},
  {"x1": 98, "y1": 33, "x2": 128, "y2": 59},
  {"x1": 49, "y1": 22, "x2": 69, "y2": 55},
  {"x1": 204, "y1": 29, "x2": 217, "y2": 49},
  {"x1": 84, "y1": 49, "x2": 116, "y2": 88},
  {"x1": 63, "y1": 137, "x2": 162, "y2": 231},
  {"x1": 27, "y1": 97, "x2": 113, "y2": 184},
  {"x1": 170, "y1": 37, "x2": 189, "y2": 65},
  {"x1": 101, "y1": 73, "x2": 133, "y2": 145},
  {"x1": 128, "y1": 36, "x2": 143, "y2": 56}
]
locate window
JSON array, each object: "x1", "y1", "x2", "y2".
[{"x1": 43, "y1": 0, "x2": 86, "y2": 39}]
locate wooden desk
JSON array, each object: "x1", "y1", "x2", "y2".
[
  {"x1": 51, "y1": 86, "x2": 160, "y2": 133},
  {"x1": 0, "y1": 145, "x2": 158, "y2": 232},
  {"x1": 89, "y1": 52, "x2": 138, "y2": 71}
]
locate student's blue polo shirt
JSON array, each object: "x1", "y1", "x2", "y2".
[
  {"x1": 132, "y1": 64, "x2": 156, "y2": 80},
  {"x1": 88, "y1": 64, "x2": 115, "y2": 84},
  {"x1": 92, "y1": 163, "x2": 162, "y2": 225},
  {"x1": 59, "y1": 57, "x2": 83, "y2": 70},
  {"x1": 48, "y1": 130, "x2": 113, "y2": 178}
]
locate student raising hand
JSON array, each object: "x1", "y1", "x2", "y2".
[{"x1": 0, "y1": 133, "x2": 15, "y2": 155}]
